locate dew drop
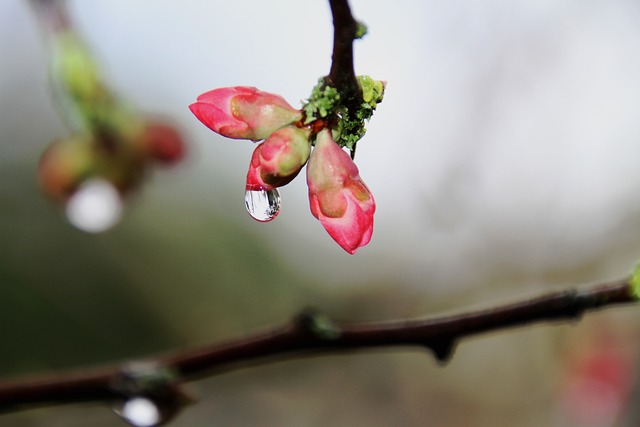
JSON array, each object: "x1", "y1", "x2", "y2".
[
  {"x1": 244, "y1": 188, "x2": 281, "y2": 222},
  {"x1": 114, "y1": 397, "x2": 162, "y2": 427},
  {"x1": 65, "y1": 178, "x2": 123, "y2": 233}
]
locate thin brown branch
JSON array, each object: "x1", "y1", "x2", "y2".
[
  {"x1": 325, "y1": 0, "x2": 366, "y2": 159},
  {"x1": 326, "y1": 0, "x2": 363, "y2": 108},
  {"x1": 0, "y1": 278, "x2": 635, "y2": 415}
]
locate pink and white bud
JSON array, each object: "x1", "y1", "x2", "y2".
[
  {"x1": 246, "y1": 125, "x2": 311, "y2": 191},
  {"x1": 306, "y1": 129, "x2": 375, "y2": 254},
  {"x1": 189, "y1": 86, "x2": 302, "y2": 141}
]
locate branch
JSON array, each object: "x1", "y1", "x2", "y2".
[
  {"x1": 0, "y1": 278, "x2": 635, "y2": 419},
  {"x1": 30, "y1": 0, "x2": 71, "y2": 33},
  {"x1": 324, "y1": 0, "x2": 369, "y2": 159},
  {"x1": 326, "y1": 0, "x2": 362, "y2": 104}
]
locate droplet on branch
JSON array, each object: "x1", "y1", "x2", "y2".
[{"x1": 114, "y1": 396, "x2": 162, "y2": 427}]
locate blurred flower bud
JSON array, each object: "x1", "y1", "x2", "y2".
[
  {"x1": 559, "y1": 333, "x2": 636, "y2": 427},
  {"x1": 38, "y1": 136, "x2": 96, "y2": 200},
  {"x1": 246, "y1": 126, "x2": 310, "y2": 191},
  {"x1": 96, "y1": 144, "x2": 146, "y2": 195},
  {"x1": 38, "y1": 133, "x2": 148, "y2": 202},
  {"x1": 306, "y1": 129, "x2": 375, "y2": 254},
  {"x1": 138, "y1": 122, "x2": 186, "y2": 165},
  {"x1": 189, "y1": 86, "x2": 302, "y2": 141}
]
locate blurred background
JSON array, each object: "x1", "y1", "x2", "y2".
[{"x1": 2, "y1": 0, "x2": 640, "y2": 425}]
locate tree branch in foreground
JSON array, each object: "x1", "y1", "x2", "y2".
[{"x1": 0, "y1": 277, "x2": 636, "y2": 421}]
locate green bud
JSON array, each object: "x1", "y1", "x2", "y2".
[
  {"x1": 630, "y1": 264, "x2": 640, "y2": 300},
  {"x1": 355, "y1": 22, "x2": 368, "y2": 39},
  {"x1": 53, "y1": 31, "x2": 104, "y2": 104}
]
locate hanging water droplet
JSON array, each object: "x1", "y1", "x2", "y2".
[
  {"x1": 244, "y1": 188, "x2": 281, "y2": 222},
  {"x1": 65, "y1": 178, "x2": 123, "y2": 233},
  {"x1": 114, "y1": 397, "x2": 162, "y2": 427}
]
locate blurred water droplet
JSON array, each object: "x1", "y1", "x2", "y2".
[
  {"x1": 114, "y1": 397, "x2": 162, "y2": 427},
  {"x1": 65, "y1": 178, "x2": 123, "y2": 232},
  {"x1": 244, "y1": 188, "x2": 281, "y2": 222}
]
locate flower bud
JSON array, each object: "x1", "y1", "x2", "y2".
[
  {"x1": 246, "y1": 126, "x2": 310, "y2": 191},
  {"x1": 138, "y1": 121, "x2": 186, "y2": 165},
  {"x1": 38, "y1": 136, "x2": 97, "y2": 200},
  {"x1": 306, "y1": 129, "x2": 375, "y2": 254},
  {"x1": 38, "y1": 134, "x2": 148, "y2": 201},
  {"x1": 189, "y1": 86, "x2": 302, "y2": 141}
]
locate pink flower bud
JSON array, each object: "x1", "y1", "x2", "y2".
[
  {"x1": 189, "y1": 86, "x2": 302, "y2": 141},
  {"x1": 246, "y1": 125, "x2": 311, "y2": 191},
  {"x1": 306, "y1": 129, "x2": 375, "y2": 254}
]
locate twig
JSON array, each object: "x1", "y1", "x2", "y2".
[
  {"x1": 327, "y1": 0, "x2": 362, "y2": 105},
  {"x1": 0, "y1": 278, "x2": 635, "y2": 414},
  {"x1": 30, "y1": 0, "x2": 70, "y2": 33},
  {"x1": 325, "y1": 0, "x2": 367, "y2": 159}
]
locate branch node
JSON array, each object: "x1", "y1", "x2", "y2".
[
  {"x1": 354, "y1": 21, "x2": 368, "y2": 39},
  {"x1": 426, "y1": 339, "x2": 457, "y2": 364},
  {"x1": 295, "y1": 308, "x2": 342, "y2": 341},
  {"x1": 110, "y1": 362, "x2": 190, "y2": 427},
  {"x1": 111, "y1": 362, "x2": 178, "y2": 398}
]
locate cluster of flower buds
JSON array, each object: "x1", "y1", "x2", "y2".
[
  {"x1": 190, "y1": 85, "x2": 378, "y2": 254},
  {"x1": 37, "y1": 26, "x2": 185, "y2": 232},
  {"x1": 38, "y1": 121, "x2": 185, "y2": 203}
]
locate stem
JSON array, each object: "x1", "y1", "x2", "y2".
[
  {"x1": 0, "y1": 278, "x2": 634, "y2": 413},
  {"x1": 30, "y1": 0, "x2": 70, "y2": 34},
  {"x1": 327, "y1": 0, "x2": 361, "y2": 102},
  {"x1": 325, "y1": 0, "x2": 366, "y2": 159}
]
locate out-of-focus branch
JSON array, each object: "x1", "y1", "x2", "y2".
[
  {"x1": 30, "y1": 0, "x2": 70, "y2": 33},
  {"x1": 165, "y1": 279, "x2": 635, "y2": 373},
  {"x1": 0, "y1": 278, "x2": 635, "y2": 417}
]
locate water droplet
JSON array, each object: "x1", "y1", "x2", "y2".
[
  {"x1": 65, "y1": 178, "x2": 123, "y2": 233},
  {"x1": 114, "y1": 397, "x2": 162, "y2": 427},
  {"x1": 244, "y1": 188, "x2": 281, "y2": 222}
]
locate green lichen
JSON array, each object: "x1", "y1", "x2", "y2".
[
  {"x1": 359, "y1": 75, "x2": 385, "y2": 109},
  {"x1": 301, "y1": 75, "x2": 385, "y2": 157},
  {"x1": 302, "y1": 79, "x2": 341, "y2": 125}
]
